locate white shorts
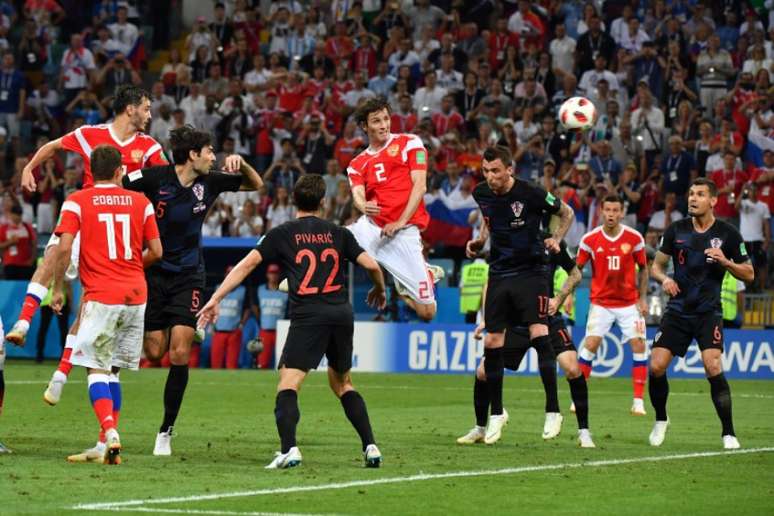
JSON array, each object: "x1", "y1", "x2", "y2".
[
  {"x1": 70, "y1": 301, "x2": 146, "y2": 371},
  {"x1": 46, "y1": 231, "x2": 80, "y2": 281},
  {"x1": 586, "y1": 303, "x2": 645, "y2": 342},
  {"x1": 348, "y1": 216, "x2": 435, "y2": 305}
]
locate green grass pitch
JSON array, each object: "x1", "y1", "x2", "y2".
[{"x1": 1, "y1": 361, "x2": 773, "y2": 515}]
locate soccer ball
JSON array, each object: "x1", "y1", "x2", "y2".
[
  {"x1": 558, "y1": 96, "x2": 597, "y2": 131},
  {"x1": 246, "y1": 338, "x2": 263, "y2": 354}
]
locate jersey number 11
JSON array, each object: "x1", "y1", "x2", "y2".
[{"x1": 98, "y1": 213, "x2": 132, "y2": 260}]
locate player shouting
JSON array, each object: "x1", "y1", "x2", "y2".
[
  {"x1": 198, "y1": 175, "x2": 387, "y2": 469},
  {"x1": 347, "y1": 97, "x2": 443, "y2": 321}
]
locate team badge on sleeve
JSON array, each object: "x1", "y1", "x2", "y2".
[
  {"x1": 546, "y1": 192, "x2": 557, "y2": 205},
  {"x1": 740, "y1": 242, "x2": 748, "y2": 256},
  {"x1": 415, "y1": 150, "x2": 427, "y2": 164}
]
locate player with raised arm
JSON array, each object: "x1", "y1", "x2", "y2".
[
  {"x1": 347, "y1": 97, "x2": 443, "y2": 321},
  {"x1": 457, "y1": 239, "x2": 594, "y2": 447},
  {"x1": 198, "y1": 175, "x2": 387, "y2": 469},
  {"x1": 49, "y1": 145, "x2": 162, "y2": 464},
  {"x1": 4, "y1": 86, "x2": 165, "y2": 411},
  {"x1": 465, "y1": 146, "x2": 574, "y2": 444},
  {"x1": 574, "y1": 195, "x2": 650, "y2": 415},
  {"x1": 122, "y1": 125, "x2": 262, "y2": 456},
  {"x1": 648, "y1": 178, "x2": 753, "y2": 449}
]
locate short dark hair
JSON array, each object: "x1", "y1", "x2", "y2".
[
  {"x1": 482, "y1": 146, "x2": 512, "y2": 166},
  {"x1": 601, "y1": 194, "x2": 623, "y2": 208},
  {"x1": 112, "y1": 85, "x2": 150, "y2": 115},
  {"x1": 354, "y1": 96, "x2": 391, "y2": 126},
  {"x1": 169, "y1": 125, "x2": 212, "y2": 164},
  {"x1": 293, "y1": 174, "x2": 326, "y2": 212},
  {"x1": 91, "y1": 145, "x2": 123, "y2": 181},
  {"x1": 690, "y1": 177, "x2": 718, "y2": 197}
]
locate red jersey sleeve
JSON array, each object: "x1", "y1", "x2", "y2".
[
  {"x1": 405, "y1": 138, "x2": 428, "y2": 172},
  {"x1": 55, "y1": 199, "x2": 82, "y2": 236},
  {"x1": 632, "y1": 232, "x2": 647, "y2": 267},
  {"x1": 60, "y1": 128, "x2": 87, "y2": 157},
  {"x1": 143, "y1": 142, "x2": 167, "y2": 167},
  {"x1": 142, "y1": 199, "x2": 160, "y2": 241},
  {"x1": 576, "y1": 233, "x2": 593, "y2": 268},
  {"x1": 347, "y1": 160, "x2": 365, "y2": 188}
]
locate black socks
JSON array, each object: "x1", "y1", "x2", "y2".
[
  {"x1": 568, "y1": 374, "x2": 589, "y2": 430},
  {"x1": 649, "y1": 372, "x2": 669, "y2": 422},
  {"x1": 275, "y1": 389, "x2": 300, "y2": 453},
  {"x1": 340, "y1": 391, "x2": 376, "y2": 451},
  {"x1": 708, "y1": 373, "x2": 735, "y2": 436},
  {"x1": 160, "y1": 364, "x2": 189, "y2": 433},
  {"x1": 534, "y1": 336, "x2": 559, "y2": 413},
  {"x1": 483, "y1": 347, "x2": 504, "y2": 415}
]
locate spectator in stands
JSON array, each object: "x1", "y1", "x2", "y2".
[
  {"x1": 179, "y1": 81, "x2": 205, "y2": 125},
  {"x1": 16, "y1": 18, "x2": 46, "y2": 84},
  {"x1": 193, "y1": 94, "x2": 222, "y2": 135},
  {"x1": 660, "y1": 135, "x2": 696, "y2": 211},
  {"x1": 590, "y1": 139, "x2": 622, "y2": 184},
  {"x1": 186, "y1": 15, "x2": 216, "y2": 63},
  {"x1": 210, "y1": 265, "x2": 252, "y2": 369},
  {"x1": 735, "y1": 183, "x2": 771, "y2": 292},
  {"x1": 0, "y1": 203, "x2": 35, "y2": 280},
  {"x1": 0, "y1": 51, "x2": 24, "y2": 148},
  {"x1": 225, "y1": 36, "x2": 252, "y2": 79},
  {"x1": 34, "y1": 156, "x2": 58, "y2": 234},
  {"x1": 265, "y1": 186, "x2": 295, "y2": 232},
  {"x1": 578, "y1": 54, "x2": 619, "y2": 96},
  {"x1": 630, "y1": 84, "x2": 665, "y2": 169},
  {"x1": 255, "y1": 264, "x2": 288, "y2": 369},
  {"x1": 697, "y1": 34, "x2": 734, "y2": 113},
  {"x1": 575, "y1": 14, "x2": 615, "y2": 75},
  {"x1": 391, "y1": 92, "x2": 417, "y2": 133},
  {"x1": 202, "y1": 198, "x2": 230, "y2": 237},
  {"x1": 108, "y1": 5, "x2": 139, "y2": 57},
  {"x1": 323, "y1": 158, "x2": 346, "y2": 199},
  {"x1": 712, "y1": 150, "x2": 749, "y2": 222},
  {"x1": 264, "y1": 144, "x2": 303, "y2": 193},
  {"x1": 326, "y1": 179, "x2": 353, "y2": 226},
  {"x1": 190, "y1": 45, "x2": 211, "y2": 83},
  {"x1": 64, "y1": 90, "x2": 107, "y2": 125},
  {"x1": 203, "y1": 62, "x2": 228, "y2": 101},
  {"x1": 96, "y1": 53, "x2": 141, "y2": 99},
  {"x1": 231, "y1": 198, "x2": 263, "y2": 237},
  {"x1": 210, "y1": 2, "x2": 233, "y2": 51},
  {"x1": 297, "y1": 114, "x2": 334, "y2": 174}
]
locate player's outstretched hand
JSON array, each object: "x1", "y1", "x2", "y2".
[
  {"x1": 196, "y1": 300, "x2": 220, "y2": 329},
  {"x1": 222, "y1": 154, "x2": 243, "y2": 172},
  {"x1": 21, "y1": 165, "x2": 37, "y2": 192},
  {"x1": 50, "y1": 290, "x2": 65, "y2": 316},
  {"x1": 381, "y1": 221, "x2": 405, "y2": 238},
  {"x1": 367, "y1": 287, "x2": 387, "y2": 310},
  {"x1": 661, "y1": 278, "x2": 680, "y2": 297},
  {"x1": 548, "y1": 296, "x2": 562, "y2": 316},
  {"x1": 637, "y1": 298, "x2": 648, "y2": 317},
  {"x1": 466, "y1": 239, "x2": 483, "y2": 258},
  {"x1": 543, "y1": 237, "x2": 560, "y2": 254},
  {"x1": 473, "y1": 321, "x2": 486, "y2": 340},
  {"x1": 704, "y1": 247, "x2": 728, "y2": 266},
  {"x1": 365, "y1": 200, "x2": 381, "y2": 216}
]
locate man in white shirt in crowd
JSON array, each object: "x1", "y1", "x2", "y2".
[
  {"x1": 108, "y1": 5, "x2": 139, "y2": 56},
  {"x1": 414, "y1": 70, "x2": 447, "y2": 116},
  {"x1": 735, "y1": 183, "x2": 771, "y2": 291},
  {"x1": 578, "y1": 55, "x2": 620, "y2": 96},
  {"x1": 549, "y1": 23, "x2": 576, "y2": 78},
  {"x1": 630, "y1": 83, "x2": 664, "y2": 166},
  {"x1": 647, "y1": 191, "x2": 684, "y2": 238}
]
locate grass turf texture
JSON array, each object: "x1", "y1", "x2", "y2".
[{"x1": 1, "y1": 361, "x2": 773, "y2": 515}]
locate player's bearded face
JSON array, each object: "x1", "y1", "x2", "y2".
[
  {"x1": 131, "y1": 99, "x2": 152, "y2": 131},
  {"x1": 193, "y1": 146, "x2": 216, "y2": 173},
  {"x1": 481, "y1": 159, "x2": 512, "y2": 192},
  {"x1": 687, "y1": 186, "x2": 715, "y2": 216},
  {"x1": 366, "y1": 109, "x2": 391, "y2": 145}
]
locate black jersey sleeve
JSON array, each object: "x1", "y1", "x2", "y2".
[
  {"x1": 659, "y1": 221, "x2": 676, "y2": 256},
  {"x1": 255, "y1": 227, "x2": 281, "y2": 263},
  {"x1": 725, "y1": 226, "x2": 751, "y2": 264},
  {"x1": 122, "y1": 165, "x2": 165, "y2": 195},
  {"x1": 528, "y1": 183, "x2": 562, "y2": 215},
  {"x1": 341, "y1": 227, "x2": 365, "y2": 263},
  {"x1": 208, "y1": 171, "x2": 243, "y2": 194}
]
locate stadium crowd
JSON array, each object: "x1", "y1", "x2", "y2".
[{"x1": 0, "y1": 0, "x2": 772, "y2": 291}]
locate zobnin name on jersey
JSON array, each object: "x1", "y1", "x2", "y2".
[{"x1": 92, "y1": 195, "x2": 134, "y2": 206}]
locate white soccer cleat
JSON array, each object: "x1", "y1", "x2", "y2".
[
  {"x1": 723, "y1": 435, "x2": 741, "y2": 450},
  {"x1": 67, "y1": 441, "x2": 106, "y2": 463},
  {"x1": 456, "y1": 425, "x2": 486, "y2": 445},
  {"x1": 542, "y1": 412, "x2": 563, "y2": 440},
  {"x1": 569, "y1": 401, "x2": 576, "y2": 413},
  {"x1": 649, "y1": 420, "x2": 669, "y2": 447},
  {"x1": 265, "y1": 446, "x2": 302, "y2": 469},
  {"x1": 103, "y1": 429, "x2": 121, "y2": 465},
  {"x1": 43, "y1": 374, "x2": 66, "y2": 406},
  {"x1": 631, "y1": 398, "x2": 647, "y2": 416},
  {"x1": 364, "y1": 444, "x2": 382, "y2": 468},
  {"x1": 427, "y1": 263, "x2": 445, "y2": 284},
  {"x1": 278, "y1": 278, "x2": 288, "y2": 292},
  {"x1": 0, "y1": 440, "x2": 12, "y2": 454},
  {"x1": 577, "y1": 429, "x2": 596, "y2": 448},
  {"x1": 5, "y1": 320, "x2": 29, "y2": 347},
  {"x1": 484, "y1": 409, "x2": 509, "y2": 445},
  {"x1": 153, "y1": 430, "x2": 173, "y2": 456}
]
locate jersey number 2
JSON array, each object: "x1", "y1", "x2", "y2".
[
  {"x1": 374, "y1": 163, "x2": 387, "y2": 183},
  {"x1": 98, "y1": 213, "x2": 131, "y2": 260},
  {"x1": 295, "y1": 248, "x2": 342, "y2": 295}
]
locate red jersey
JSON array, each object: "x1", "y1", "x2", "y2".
[
  {"x1": 0, "y1": 221, "x2": 35, "y2": 266},
  {"x1": 431, "y1": 111, "x2": 464, "y2": 137},
  {"x1": 577, "y1": 225, "x2": 647, "y2": 308},
  {"x1": 55, "y1": 184, "x2": 160, "y2": 305},
  {"x1": 711, "y1": 168, "x2": 749, "y2": 218},
  {"x1": 347, "y1": 133, "x2": 430, "y2": 230},
  {"x1": 60, "y1": 124, "x2": 165, "y2": 188},
  {"x1": 749, "y1": 166, "x2": 774, "y2": 212},
  {"x1": 334, "y1": 136, "x2": 364, "y2": 170},
  {"x1": 390, "y1": 112, "x2": 417, "y2": 134}
]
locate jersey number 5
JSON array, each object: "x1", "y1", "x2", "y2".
[
  {"x1": 295, "y1": 248, "x2": 342, "y2": 295},
  {"x1": 374, "y1": 163, "x2": 387, "y2": 183},
  {"x1": 98, "y1": 213, "x2": 131, "y2": 260}
]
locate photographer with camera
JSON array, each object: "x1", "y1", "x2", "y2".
[{"x1": 735, "y1": 182, "x2": 771, "y2": 291}]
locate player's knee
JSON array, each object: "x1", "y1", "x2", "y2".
[
  {"x1": 475, "y1": 362, "x2": 486, "y2": 381},
  {"x1": 415, "y1": 303, "x2": 436, "y2": 321},
  {"x1": 703, "y1": 358, "x2": 722, "y2": 377},
  {"x1": 584, "y1": 336, "x2": 602, "y2": 352},
  {"x1": 328, "y1": 369, "x2": 354, "y2": 398},
  {"x1": 649, "y1": 360, "x2": 668, "y2": 377},
  {"x1": 629, "y1": 338, "x2": 646, "y2": 353},
  {"x1": 144, "y1": 337, "x2": 165, "y2": 361}
]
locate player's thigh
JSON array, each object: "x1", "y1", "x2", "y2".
[
  {"x1": 377, "y1": 227, "x2": 435, "y2": 304},
  {"x1": 549, "y1": 317, "x2": 576, "y2": 357},
  {"x1": 613, "y1": 304, "x2": 646, "y2": 342},
  {"x1": 111, "y1": 304, "x2": 146, "y2": 371},
  {"x1": 585, "y1": 303, "x2": 616, "y2": 337},
  {"x1": 512, "y1": 274, "x2": 549, "y2": 327},
  {"x1": 696, "y1": 313, "x2": 724, "y2": 357},
  {"x1": 70, "y1": 301, "x2": 122, "y2": 371},
  {"x1": 143, "y1": 268, "x2": 170, "y2": 333},
  {"x1": 278, "y1": 366, "x2": 308, "y2": 392},
  {"x1": 652, "y1": 312, "x2": 694, "y2": 358},
  {"x1": 325, "y1": 323, "x2": 354, "y2": 375},
  {"x1": 484, "y1": 278, "x2": 518, "y2": 333},
  {"x1": 279, "y1": 324, "x2": 331, "y2": 372},
  {"x1": 347, "y1": 215, "x2": 380, "y2": 257},
  {"x1": 166, "y1": 271, "x2": 205, "y2": 330},
  {"x1": 503, "y1": 327, "x2": 530, "y2": 370}
]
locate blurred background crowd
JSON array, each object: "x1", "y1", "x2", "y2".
[{"x1": 0, "y1": 0, "x2": 772, "y2": 297}]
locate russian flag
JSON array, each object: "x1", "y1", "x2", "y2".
[
  {"x1": 746, "y1": 130, "x2": 774, "y2": 168},
  {"x1": 422, "y1": 188, "x2": 478, "y2": 248}
]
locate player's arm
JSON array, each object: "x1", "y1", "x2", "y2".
[
  {"x1": 550, "y1": 266, "x2": 582, "y2": 316},
  {"x1": 143, "y1": 238, "x2": 162, "y2": 268},
  {"x1": 651, "y1": 251, "x2": 680, "y2": 297},
  {"x1": 21, "y1": 137, "x2": 64, "y2": 192},
  {"x1": 141, "y1": 199, "x2": 162, "y2": 267},
  {"x1": 50, "y1": 232, "x2": 75, "y2": 315},
  {"x1": 545, "y1": 200, "x2": 574, "y2": 253},
  {"x1": 356, "y1": 251, "x2": 387, "y2": 310},
  {"x1": 636, "y1": 263, "x2": 649, "y2": 315},
  {"x1": 382, "y1": 166, "x2": 427, "y2": 237},
  {"x1": 198, "y1": 249, "x2": 263, "y2": 327},
  {"x1": 466, "y1": 216, "x2": 489, "y2": 258},
  {"x1": 706, "y1": 247, "x2": 755, "y2": 283},
  {"x1": 223, "y1": 154, "x2": 263, "y2": 191}
]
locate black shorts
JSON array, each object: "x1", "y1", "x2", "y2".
[
  {"x1": 279, "y1": 323, "x2": 354, "y2": 373},
  {"x1": 549, "y1": 316, "x2": 576, "y2": 356},
  {"x1": 145, "y1": 267, "x2": 205, "y2": 331},
  {"x1": 653, "y1": 311, "x2": 724, "y2": 357},
  {"x1": 746, "y1": 241, "x2": 768, "y2": 267},
  {"x1": 485, "y1": 274, "x2": 548, "y2": 333}
]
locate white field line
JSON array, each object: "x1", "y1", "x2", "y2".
[
  {"x1": 9, "y1": 379, "x2": 774, "y2": 399},
  {"x1": 73, "y1": 447, "x2": 774, "y2": 511},
  {"x1": 82, "y1": 509, "x2": 340, "y2": 516}
]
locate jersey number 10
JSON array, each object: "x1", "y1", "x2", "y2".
[
  {"x1": 607, "y1": 255, "x2": 620, "y2": 271},
  {"x1": 98, "y1": 213, "x2": 132, "y2": 260}
]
